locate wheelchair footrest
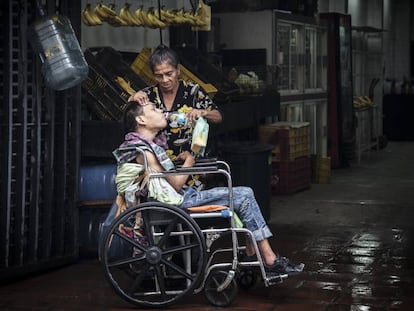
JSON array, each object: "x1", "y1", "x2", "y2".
[{"x1": 266, "y1": 273, "x2": 289, "y2": 286}]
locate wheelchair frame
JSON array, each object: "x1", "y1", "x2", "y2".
[{"x1": 100, "y1": 147, "x2": 287, "y2": 308}]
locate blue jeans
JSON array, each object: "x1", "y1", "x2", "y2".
[{"x1": 181, "y1": 186, "x2": 272, "y2": 241}]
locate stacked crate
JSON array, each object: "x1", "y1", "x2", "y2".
[
  {"x1": 311, "y1": 155, "x2": 331, "y2": 184},
  {"x1": 258, "y1": 122, "x2": 311, "y2": 194}
]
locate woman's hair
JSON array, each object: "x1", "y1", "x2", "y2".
[
  {"x1": 148, "y1": 45, "x2": 180, "y2": 71},
  {"x1": 123, "y1": 101, "x2": 144, "y2": 134}
]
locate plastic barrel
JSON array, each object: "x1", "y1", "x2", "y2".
[
  {"x1": 79, "y1": 164, "x2": 117, "y2": 202},
  {"x1": 221, "y1": 141, "x2": 273, "y2": 221}
]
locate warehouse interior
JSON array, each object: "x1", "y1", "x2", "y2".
[{"x1": 0, "y1": 0, "x2": 413, "y2": 309}]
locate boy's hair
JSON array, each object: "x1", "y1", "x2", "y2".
[
  {"x1": 148, "y1": 45, "x2": 180, "y2": 71},
  {"x1": 123, "y1": 101, "x2": 144, "y2": 134}
]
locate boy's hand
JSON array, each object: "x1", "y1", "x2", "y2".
[{"x1": 176, "y1": 151, "x2": 195, "y2": 167}]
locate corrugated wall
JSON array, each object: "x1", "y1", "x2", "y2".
[{"x1": 0, "y1": 0, "x2": 81, "y2": 280}]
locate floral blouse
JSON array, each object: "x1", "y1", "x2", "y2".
[
  {"x1": 141, "y1": 80, "x2": 220, "y2": 189},
  {"x1": 142, "y1": 80, "x2": 219, "y2": 157}
]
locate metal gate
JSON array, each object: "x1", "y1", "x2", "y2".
[{"x1": 0, "y1": 0, "x2": 82, "y2": 280}]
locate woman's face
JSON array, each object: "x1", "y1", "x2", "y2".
[{"x1": 152, "y1": 61, "x2": 180, "y2": 93}]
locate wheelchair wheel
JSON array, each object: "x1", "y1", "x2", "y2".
[
  {"x1": 237, "y1": 269, "x2": 257, "y2": 290},
  {"x1": 100, "y1": 202, "x2": 206, "y2": 308},
  {"x1": 204, "y1": 270, "x2": 238, "y2": 307}
]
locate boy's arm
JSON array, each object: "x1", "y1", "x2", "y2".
[{"x1": 141, "y1": 150, "x2": 192, "y2": 192}]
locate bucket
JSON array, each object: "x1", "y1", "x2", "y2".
[{"x1": 30, "y1": 8, "x2": 88, "y2": 90}]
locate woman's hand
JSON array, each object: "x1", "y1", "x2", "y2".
[
  {"x1": 129, "y1": 91, "x2": 150, "y2": 106},
  {"x1": 186, "y1": 108, "x2": 207, "y2": 123}
]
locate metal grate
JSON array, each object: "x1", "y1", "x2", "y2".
[{"x1": 0, "y1": 0, "x2": 81, "y2": 280}]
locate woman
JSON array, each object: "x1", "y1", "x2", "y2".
[{"x1": 130, "y1": 45, "x2": 222, "y2": 160}]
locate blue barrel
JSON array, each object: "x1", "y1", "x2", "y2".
[{"x1": 79, "y1": 164, "x2": 117, "y2": 201}]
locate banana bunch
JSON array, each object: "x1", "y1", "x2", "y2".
[
  {"x1": 191, "y1": 0, "x2": 211, "y2": 31},
  {"x1": 119, "y1": 3, "x2": 142, "y2": 26},
  {"x1": 81, "y1": 3, "x2": 102, "y2": 26},
  {"x1": 158, "y1": 7, "x2": 207, "y2": 26},
  {"x1": 95, "y1": 2, "x2": 127, "y2": 27},
  {"x1": 353, "y1": 96, "x2": 374, "y2": 108},
  {"x1": 115, "y1": 76, "x2": 136, "y2": 96},
  {"x1": 138, "y1": 7, "x2": 168, "y2": 29}
]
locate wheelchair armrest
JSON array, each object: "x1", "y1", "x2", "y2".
[
  {"x1": 167, "y1": 166, "x2": 219, "y2": 174},
  {"x1": 174, "y1": 157, "x2": 218, "y2": 168}
]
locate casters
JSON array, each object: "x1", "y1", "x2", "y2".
[
  {"x1": 204, "y1": 270, "x2": 238, "y2": 307},
  {"x1": 101, "y1": 202, "x2": 206, "y2": 308},
  {"x1": 237, "y1": 269, "x2": 257, "y2": 290}
]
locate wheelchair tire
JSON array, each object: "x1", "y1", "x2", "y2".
[
  {"x1": 204, "y1": 270, "x2": 238, "y2": 307},
  {"x1": 100, "y1": 202, "x2": 206, "y2": 308}
]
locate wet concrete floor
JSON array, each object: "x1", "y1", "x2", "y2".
[{"x1": 0, "y1": 141, "x2": 413, "y2": 310}]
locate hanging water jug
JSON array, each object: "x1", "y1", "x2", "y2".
[{"x1": 29, "y1": 6, "x2": 88, "y2": 90}]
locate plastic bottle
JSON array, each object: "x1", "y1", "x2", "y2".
[
  {"x1": 165, "y1": 111, "x2": 190, "y2": 128},
  {"x1": 29, "y1": 5, "x2": 89, "y2": 90}
]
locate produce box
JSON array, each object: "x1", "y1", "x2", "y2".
[
  {"x1": 271, "y1": 156, "x2": 311, "y2": 195},
  {"x1": 258, "y1": 122, "x2": 310, "y2": 161}
]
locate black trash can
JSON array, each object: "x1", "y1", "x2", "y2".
[{"x1": 221, "y1": 141, "x2": 273, "y2": 221}]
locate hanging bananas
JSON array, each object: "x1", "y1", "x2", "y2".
[
  {"x1": 81, "y1": 2, "x2": 207, "y2": 29},
  {"x1": 143, "y1": 7, "x2": 167, "y2": 29},
  {"x1": 82, "y1": 3, "x2": 102, "y2": 26},
  {"x1": 119, "y1": 3, "x2": 142, "y2": 26},
  {"x1": 353, "y1": 96, "x2": 375, "y2": 108},
  {"x1": 94, "y1": 2, "x2": 126, "y2": 27}
]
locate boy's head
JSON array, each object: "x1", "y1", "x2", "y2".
[{"x1": 123, "y1": 101, "x2": 167, "y2": 134}]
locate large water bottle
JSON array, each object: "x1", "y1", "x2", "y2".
[{"x1": 29, "y1": 5, "x2": 88, "y2": 90}]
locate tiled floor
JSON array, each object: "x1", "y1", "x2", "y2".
[{"x1": 0, "y1": 141, "x2": 413, "y2": 310}]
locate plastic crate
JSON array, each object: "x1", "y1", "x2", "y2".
[
  {"x1": 91, "y1": 47, "x2": 147, "y2": 92},
  {"x1": 271, "y1": 156, "x2": 311, "y2": 195},
  {"x1": 130, "y1": 47, "x2": 218, "y2": 98},
  {"x1": 258, "y1": 122, "x2": 310, "y2": 161},
  {"x1": 311, "y1": 155, "x2": 331, "y2": 184},
  {"x1": 82, "y1": 50, "x2": 130, "y2": 121}
]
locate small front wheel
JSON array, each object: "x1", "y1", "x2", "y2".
[
  {"x1": 237, "y1": 269, "x2": 257, "y2": 290},
  {"x1": 204, "y1": 270, "x2": 238, "y2": 307}
]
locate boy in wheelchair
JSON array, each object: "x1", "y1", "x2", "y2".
[{"x1": 113, "y1": 101, "x2": 304, "y2": 277}]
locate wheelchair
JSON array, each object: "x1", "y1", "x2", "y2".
[{"x1": 99, "y1": 147, "x2": 288, "y2": 308}]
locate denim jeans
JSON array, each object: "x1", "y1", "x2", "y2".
[{"x1": 181, "y1": 186, "x2": 272, "y2": 241}]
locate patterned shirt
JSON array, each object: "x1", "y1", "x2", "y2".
[
  {"x1": 142, "y1": 79, "x2": 220, "y2": 159},
  {"x1": 142, "y1": 80, "x2": 220, "y2": 189}
]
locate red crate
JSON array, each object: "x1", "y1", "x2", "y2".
[
  {"x1": 258, "y1": 122, "x2": 310, "y2": 161},
  {"x1": 271, "y1": 156, "x2": 311, "y2": 195}
]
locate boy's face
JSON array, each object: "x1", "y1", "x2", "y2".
[{"x1": 141, "y1": 103, "x2": 167, "y2": 130}]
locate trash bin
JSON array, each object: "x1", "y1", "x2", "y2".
[{"x1": 221, "y1": 141, "x2": 273, "y2": 221}]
